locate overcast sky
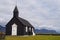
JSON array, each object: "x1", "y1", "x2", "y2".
[{"x1": 0, "y1": 0, "x2": 60, "y2": 33}]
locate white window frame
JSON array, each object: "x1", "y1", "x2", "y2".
[
  {"x1": 26, "y1": 26, "x2": 28, "y2": 32},
  {"x1": 29, "y1": 27, "x2": 31, "y2": 31}
]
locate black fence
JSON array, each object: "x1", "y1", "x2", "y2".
[{"x1": 0, "y1": 32, "x2": 5, "y2": 40}]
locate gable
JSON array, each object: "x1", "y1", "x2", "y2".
[{"x1": 6, "y1": 17, "x2": 23, "y2": 26}]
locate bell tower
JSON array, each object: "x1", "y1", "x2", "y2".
[{"x1": 13, "y1": 6, "x2": 19, "y2": 18}]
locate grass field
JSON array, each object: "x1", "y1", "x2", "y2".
[{"x1": 5, "y1": 35, "x2": 60, "y2": 40}]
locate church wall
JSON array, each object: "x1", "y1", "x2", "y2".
[
  {"x1": 17, "y1": 22, "x2": 25, "y2": 35},
  {"x1": 6, "y1": 17, "x2": 27, "y2": 35},
  {"x1": 6, "y1": 25, "x2": 12, "y2": 35}
]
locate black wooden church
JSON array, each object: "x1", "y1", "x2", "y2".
[{"x1": 6, "y1": 6, "x2": 35, "y2": 36}]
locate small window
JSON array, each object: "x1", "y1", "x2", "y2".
[
  {"x1": 29, "y1": 27, "x2": 31, "y2": 31},
  {"x1": 26, "y1": 26, "x2": 28, "y2": 32}
]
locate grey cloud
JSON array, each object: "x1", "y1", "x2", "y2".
[{"x1": 0, "y1": 0, "x2": 60, "y2": 32}]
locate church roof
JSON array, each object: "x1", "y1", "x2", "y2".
[
  {"x1": 18, "y1": 17, "x2": 34, "y2": 28},
  {"x1": 6, "y1": 6, "x2": 34, "y2": 28}
]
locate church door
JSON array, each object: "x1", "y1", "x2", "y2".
[{"x1": 12, "y1": 23, "x2": 17, "y2": 35}]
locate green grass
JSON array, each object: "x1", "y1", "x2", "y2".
[{"x1": 5, "y1": 35, "x2": 60, "y2": 40}]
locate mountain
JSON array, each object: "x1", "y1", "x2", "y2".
[
  {"x1": 35, "y1": 29, "x2": 58, "y2": 34},
  {"x1": 0, "y1": 25, "x2": 5, "y2": 32}
]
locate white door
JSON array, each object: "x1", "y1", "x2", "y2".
[{"x1": 12, "y1": 23, "x2": 17, "y2": 35}]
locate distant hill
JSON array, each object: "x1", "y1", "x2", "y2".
[
  {"x1": 35, "y1": 29, "x2": 59, "y2": 34},
  {"x1": 0, "y1": 25, "x2": 5, "y2": 32}
]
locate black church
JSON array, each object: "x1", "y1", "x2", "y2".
[{"x1": 6, "y1": 6, "x2": 35, "y2": 36}]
